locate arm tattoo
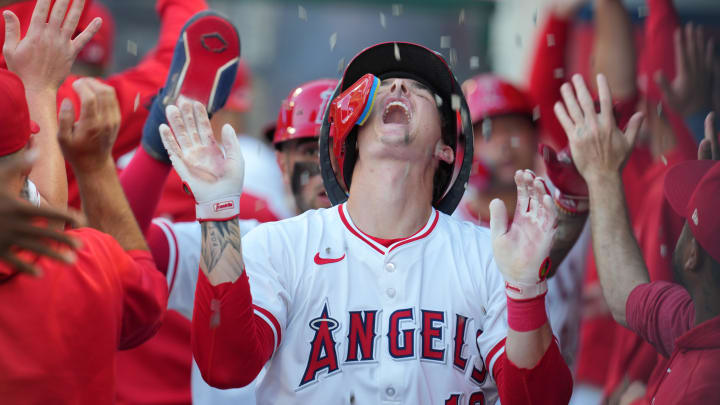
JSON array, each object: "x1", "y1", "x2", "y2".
[{"x1": 201, "y1": 219, "x2": 242, "y2": 274}]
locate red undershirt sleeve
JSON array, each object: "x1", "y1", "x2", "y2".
[
  {"x1": 119, "y1": 147, "x2": 173, "y2": 234},
  {"x1": 192, "y1": 270, "x2": 275, "y2": 389},
  {"x1": 494, "y1": 339, "x2": 573, "y2": 405}
]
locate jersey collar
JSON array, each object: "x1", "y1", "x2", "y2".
[{"x1": 338, "y1": 203, "x2": 439, "y2": 255}]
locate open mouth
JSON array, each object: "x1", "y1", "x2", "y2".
[{"x1": 382, "y1": 100, "x2": 411, "y2": 125}]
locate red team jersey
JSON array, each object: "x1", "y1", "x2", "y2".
[{"x1": 0, "y1": 228, "x2": 168, "y2": 404}]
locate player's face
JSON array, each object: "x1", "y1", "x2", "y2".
[
  {"x1": 473, "y1": 115, "x2": 537, "y2": 190},
  {"x1": 671, "y1": 222, "x2": 697, "y2": 288},
  {"x1": 357, "y1": 77, "x2": 453, "y2": 166},
  {"x1": 276, "y1": 138, "x2": 331, "y2": 213}
]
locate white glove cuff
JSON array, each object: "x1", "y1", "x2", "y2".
[
  {"x1": 196, "y1": 195, "x2": 241, "y2": 222},
  {"x1": 505, "y1": 279, "x2": 549, "y2": 301}
]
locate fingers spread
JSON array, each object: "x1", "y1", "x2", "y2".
[
  {"x1": 554, "y1": 101, "x2": 575, "y2": 139},
  {"x1": 489, "y1": 198, "x2": 508, "y2": 240},
  {"x1": 194, "y1": 101, "x2": 214, "y2": 145},
  {"x1": 572, "y1": 74, "x2": 597, "y2": 124},
  {"x1": 514, "y1": 170, "x2": 530, "y2": 215},
  {"x1": 47, "y1": 0, "x2": 71, "y2": 29},
  {"x1": 178, "y1": 97, "x2": 202, "y2": 145},
  {"x1": 72, "y1": 17, "x2": 102, "y2": 56},
  {"x1": 596, "y1": 74, "x2": 616, "y2": 127},
  {"x1": 705, "y1": 112, "x2": 718, "y2": 160},
  {"x1": 560, "y1": 82, "x2": 584, "y2": 124},
  {"x1": 159, "y1": 123, "x2": 183, "y2": 160},
  {"x1": 2, "y1": 11, "x2": 20, "y2": 53},
  {"x1": 624, "y1": 112, "x2": 645, "y2": 149},
  {"x1": 28, "y1": 0, "x2": 51, "y2": 31},
  {"x1": 166, "y1": 105, "x2": 193, "y2": 150},
  {"x1": 61, "y1": 0, "x2": 84, "y2": 37},
  {"x1": 221, "y1": 123, "x2": 243, "y2": 167}
]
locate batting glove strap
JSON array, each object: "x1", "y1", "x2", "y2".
[
  {"x1": 196, "y1": 194, "x2": 241, "y2": 222},
  {"x1": 504, "y1": 279, "x2": 549, "y2": 301}
]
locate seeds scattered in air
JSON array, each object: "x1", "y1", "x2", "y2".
[
  {"x1": 546, "y1": 34, "x2": 555, "y2": 47},
  {"x1": 392, "y1": 4, "x2": 403, "y2": 16},
  {"x1": 434, "y1": 94, "x2": 443, "y2": 107},
  {"x1": 661, "y1": 155, "x2": 667, "y2": 165},
  {"x1": 533, "y1": 106, "x2": 541, "y2": 121},
  {"x1": 482, "y1": 118, "x2": 492, "y2": 140},
  {"x1": 450, "y1": 94, "x2": 461, "y2": 111},
  {"x1": 329, "y1": 32, "x2": 337, "y2": 51},
  {"x1": 637, "y1": 5, "x2": 649, "y2": 18},
  {"x1": 133, "y1": 93, "x2": 140, "y2": 112},
  {"x1": 440, "y1": 35, "x2": 451, "y2": 49},
  {"x1": 379, "y1": 12, "x2": 386, "y2": 28},
  {"x1": 459, "y1": 9, "x2": 465, "y2": 25},
  {"x1": 553, "y1": 68, "x2": 564, "y2": 79},
  {"x1": 337, "y1": 57, "x2": 345, "y2": 74},
  {"x1": 298, "y1": 5, "x2": 307, "y2": 21},
  {"x1": 448, "y1": 48, "x2": 457, "y2": 67},
  {"x1": 127, "y1": 40, "x2": 137, "y2": 56},
  {"x1": 470, "y1": 56, "x2": 480, "y2": 69},
  {"x1": 394, "y1": 43, "x2": 401, "y2": 61}
]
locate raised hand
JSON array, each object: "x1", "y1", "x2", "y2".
[
  {"x1": 490, "y1": 170, "x2": 558, "y2": 300},
  {"x1": 554, "y1": 74, "x2": 644, "y2": 185},
  {"x1": 57, "y1": 78, "x2": 121, "y2": 173},
  {"x1": 0, "y1": 153, "x2": 83, "y2": 277},
  {"x1": 655, "y1": 23, "x2": 716, "y2": 117},
  {"x1": 159, "y1": 97, "x2": 245, "y2": 220},
  {"x1": 2, "y1": 0, "x2": 102, "y2": 93}
]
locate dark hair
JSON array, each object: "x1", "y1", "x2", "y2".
[{"x1": 432, "y1": 102, "x2": 456, "y2": 203}]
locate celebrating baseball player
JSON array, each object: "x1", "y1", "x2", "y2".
[{"x1": 160, "y1": 42, "x2": 572, "y2": 404}]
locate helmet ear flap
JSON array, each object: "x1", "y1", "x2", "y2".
[{"x1": 329, "y1": 73, "x2": 380, "y2": 185}]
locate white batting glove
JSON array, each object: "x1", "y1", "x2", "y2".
[
  {"x1": 489, "y1": 170, "x2": 558, "y2": 300},
  {"x1": 159, "y1": 97, "x2": 244, "y2": 221}
]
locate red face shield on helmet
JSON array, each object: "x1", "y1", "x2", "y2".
[{"x1": 328, "y1": 73, "x2": 379, "y2": 186}]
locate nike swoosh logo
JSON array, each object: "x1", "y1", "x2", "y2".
[{"x1": 314, "y1": 252, "x2": 346, "y2": 265}]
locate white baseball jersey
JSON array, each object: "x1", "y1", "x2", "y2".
[
  {"x1": 240, "y1": 203, "x2": 508, "y2": 404},
  {"x1": 151, "y1": 218, "x2": 260, "y2": 405},
  {"x1": 453, "y1": 196, "x2": 588, "y2": 368}
]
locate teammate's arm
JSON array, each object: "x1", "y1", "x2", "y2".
[
  {"x1": 591, "y1": 0, "x2": 636, "y2": 99},
  {"x1": 58, "y1": 78, "x2": 147, "y2": 252},
  {"x1": 554, "y1": 73, "x2": 647, "y2": 326},
  {"x1": 2, "y1": 0, "x2": 100, "y2": 216},
  {"x1": 489, "y1": 169, "x2": 574, "y2": 404}
]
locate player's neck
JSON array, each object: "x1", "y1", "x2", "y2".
[{"x1": 346, "y1": 158, "x2": 434, "y2": 239}]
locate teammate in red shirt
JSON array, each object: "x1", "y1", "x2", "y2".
[
  {"x1": 556, "y1": 68, "x2": 720, "y2": 404},
  {"x1": 0, "y1": 1, "x2": 167, "y2": 398}
]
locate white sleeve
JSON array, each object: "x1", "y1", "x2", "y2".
[
  {"x1": 241, "y1": 222, "x2": 294, "y2": 352},
  {"x1": 476, "y1": 256, "x2": 509, "y2": 381},
  {"x1": 473, "y1": 229, "x2": 508, "y2": 382},
  {"x1": 152, "y1": 218, "x2": 260, "y2": 321}
]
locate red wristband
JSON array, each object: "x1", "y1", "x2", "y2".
[{"x1": 507, "y1": 293, "x2": 548, "y2": 332}]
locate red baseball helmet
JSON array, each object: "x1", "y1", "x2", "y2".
[
  {"x1": 273, "y1": 78, "x2": 338, "y2": 147},
  {"x1": 319, "y1": 42, "x2": 474, "y2": 215},
  {"x1": 462, "y1": 74, "x2": 533, "y2": 124}
]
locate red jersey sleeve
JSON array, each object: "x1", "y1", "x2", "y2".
[
  {"x1": 494, "y1": 338, "x2": 573, "y2": 405},
  {"x1": 625, "y1": 281, "x2": 695, "y2": 358},
  {"x1": 192, "y1": 271, "x2": 276, "y2": 389},
  {"x1": 527, "y1": 13, "x2": 571, "y2": 150}
]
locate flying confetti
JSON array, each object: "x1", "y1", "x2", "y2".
[
  {"x1": 126, "y1": 40, "x2": 137, "y2": 56},
  {"x1": 329, "y1": 32, "x2": 337, "y2": 51},
  {"x1": 440, "y1": 35, "x2": 451, "y2": 49}
]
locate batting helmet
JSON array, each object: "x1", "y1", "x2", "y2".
[
  {"x1": 462, "y1": 74, "x2": 533, "y2": 124},
  {"x1": 273, "y1": 78, "x2": 338, "y2": 148},
  {"x1": 319, "y1": 42, "x2": 474, "y2": 215}
]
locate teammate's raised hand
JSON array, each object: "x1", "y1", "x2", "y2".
[
  {"x1": 554, "y1": 74, "x2": 644, "y2": 186},
  {"x1": 2, "y1": 0, "x2": 102, "y2": 93},
  {"x1": 490, "y1": 170, "x2": 557, "y2": 300},
  {"x1": 159, "y1": 97, "x2": 245, "y2": 221}
]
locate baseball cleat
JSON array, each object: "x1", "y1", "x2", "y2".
[{"x1": 142, "y1": 10, "x2": 241, "y2": 163}]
